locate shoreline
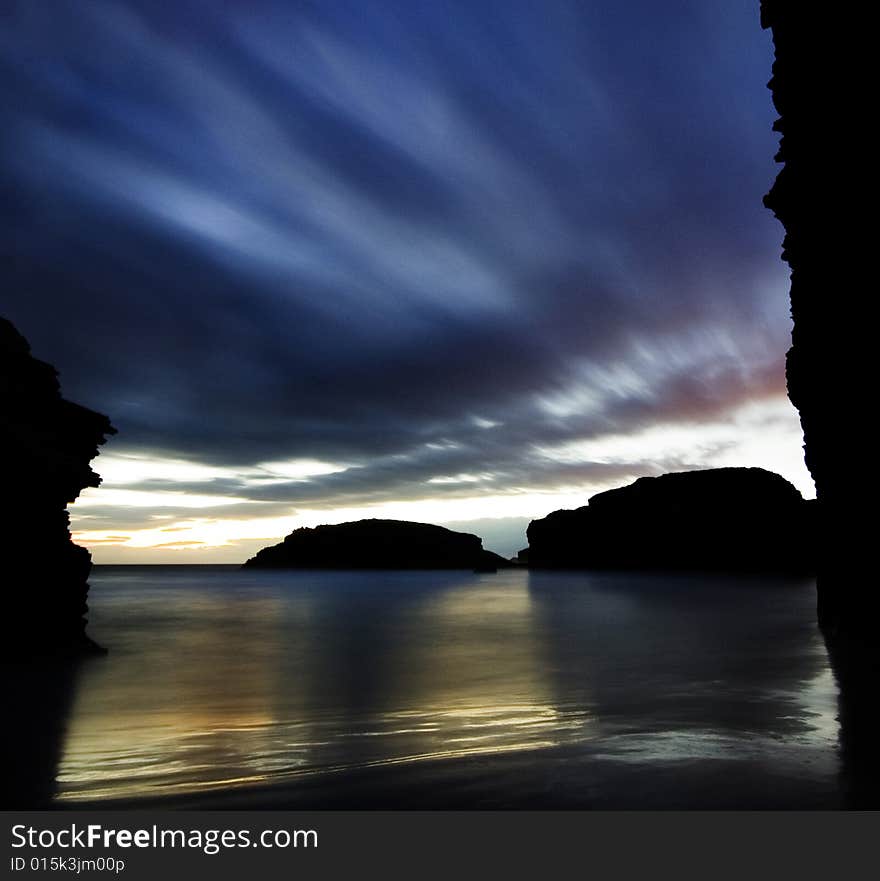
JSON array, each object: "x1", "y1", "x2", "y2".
[{"x1": 51, "y1": 742, "x2": 843, "y2": 812}]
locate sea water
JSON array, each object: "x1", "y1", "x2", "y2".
[{"x1": 51, "y1": 566, "x2": 841, "y2": 807}]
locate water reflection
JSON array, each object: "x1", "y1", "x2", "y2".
[
  {"x1": 48, "y1": 566, "x2": 842, "y2": 807},
  {"x1": 353, "y1": 579, "x2": 591, "y2": 758},
  {"x1": 526, "y1": 571, "x2": 840, "y2": 804},
  {"x1": 58, "y1": 584, "x2": 292, "y2": 799},
  {"x1": 56, "y1": 568, "x2": 573, "y2": 802}
]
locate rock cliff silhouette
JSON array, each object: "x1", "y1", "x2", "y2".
[
  {"x1": 0, "y1": 317, "x2": 115, "y2": 656},
  {"x1": 762, "y1": 1, "x2": 877, "y2": 807},
  {"x1": 243, "y1": 518, "x2": 510, "y2": 571},
  {"x1": 527, "y1": 467, "x2": 815, "y2": 572},
  {"x1": 762, "y1": 2, "x2": 872, "y2": 631}
]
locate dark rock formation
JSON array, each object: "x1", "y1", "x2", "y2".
[
  {"x1": 1, "y1": 317, "x2": 115, "y2": 656},
  {"x1": 761, "y1": 3, "x2": 873, "y2": 630},
  {"x1": 527, "y1": 467, "x2": 816, "y2": 571},
  {"x1": 243, "y1": 518, "x2": 510, "y2": 571},
  {"x1": 1, "y1": 661, "x2": 82, "y2": 806},
  {"x1": 763, "y1": 1, "x2": 878, "y2": 809}
]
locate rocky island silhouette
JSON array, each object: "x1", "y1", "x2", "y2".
[
  {"x1": 244, "y1": 518, "x2": 511, "y2": 571},
  {"x1": 525, "y1": 467, "x2": 816, "y2": 572},
  {"x1": 243, "y1": 469, "x2": 816, "y2": 575}
]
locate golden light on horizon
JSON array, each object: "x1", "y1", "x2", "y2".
[
  {"x1": 71, "y1": 488, "x2": 598, "y2": 554},
  {"x1": 70, "y1": 395, "x2": 814, "y2": 563}
]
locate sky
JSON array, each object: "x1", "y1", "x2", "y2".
[{"x1": 0, "y1": 0, "x2": 812, "y2": 562}]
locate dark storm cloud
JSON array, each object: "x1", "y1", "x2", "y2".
[{"x1": 1, "y1": 0, "x2": 793, "y2": 514}]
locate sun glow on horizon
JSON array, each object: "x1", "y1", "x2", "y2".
[
  {"x1": 71, "y1": 395, "x2": 814, "y2": 563},
  {"x1": 72, "y1": 488, "x2": 599, "y2": 554}
]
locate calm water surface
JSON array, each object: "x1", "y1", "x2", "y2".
[{"x1": 55, "y1": 567, "x2": 840, "y2": 806}]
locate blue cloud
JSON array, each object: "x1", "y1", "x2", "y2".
[{"x1": 1, "y1": 0, "x2": 801, "y2": 526}]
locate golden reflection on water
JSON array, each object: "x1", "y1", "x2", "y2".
[
  {"x1": 55, "y1": 574, "x2": 586, "y2": 802},
  {"x1": 57, "y1": 593, "x2": 291, "y2": 800},
  {"x1": 372, "y1": 581, "x2": 592, "y2": 751},
  {"x1": 54, "y1": 570, "x2": 839, "y2": 804}
]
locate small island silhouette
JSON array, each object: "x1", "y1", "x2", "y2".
[{"x1": 243, "y1": 518, "x2": 511, "y2": 571}]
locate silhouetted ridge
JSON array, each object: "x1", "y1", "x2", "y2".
[
  {"x1": 1, "y1": 317, "x2": 115, "y2": 656},
  {"x1": 243, "y1": 519, "x2": 509, "y2": 570},
  {"x1": 527, "y1": 467, "x2": 815, "y2": 571}
]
